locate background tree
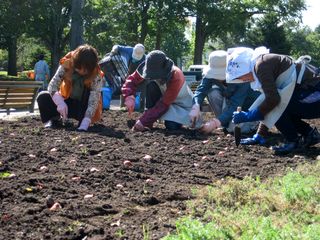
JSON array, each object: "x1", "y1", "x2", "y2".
[
  {"x1": 243, "y1": 13, "x2": 291, "y2": 54},
  {"x1": 70, "y1": 0, "x2": 85, "y2": 50},
  {"x1": 287, "y1": 25, "x2": 320, "y2": 65},
  {"x1": 0, "y1": 0, "x2": 33, "y2": 75},
  {"x1": 0, "y1": 0, "x2": 316, "y2": 75},
  {"x1": 29, "y1": 0, "x2": 71, "y2": 73},
  {"x1": 189, "y1": 0, "x2": 306, "y2": 64}
]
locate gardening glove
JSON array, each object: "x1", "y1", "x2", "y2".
[
  {"x1": 240, "y1": 133, "x2": 266, "y2": 145},
  {"x1": 125, "y1": 95, "x2": 135, "y2": 115},
  {"x1": 132, "y1": 120, "x2": 150, "y2": 132},
  {"x1": 232, "y1": 109, "x2": 263, "y2": 124},
  {"x1": 200, "y1": 118, "x2": 221, "y2": 134},
  {"x1": 189, "y1": 104, "x2": 200, "y2": 128},
  {"x1": 77, "y1": 117, "x2": 91, "y2": 131},
  {"x1": 52, "y1": 92, "x2": 68, "y2": 120}
]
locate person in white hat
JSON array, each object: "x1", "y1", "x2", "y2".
[
  {"x1": 110, "y1": 43, "x2": 146, "y2": 108},
  {"x1": 189, "y1": 50, "x2": 260, "y2": 134},
  {"x1": 111, "y1": 43, "x2": 146, "y2": 75},
  {"x1": 226, "y1": 47, "x2": 320, "y2": 155}
]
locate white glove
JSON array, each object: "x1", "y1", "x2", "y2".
[
  {"x1": 189, "y1": 104, "x2": 200, "y2": 128},
  {"x1": 52, "y1": 92, "x2": 68, "y2": 120},
  {"x1": 77, "y1": 117, "x2": 91, "y2": 131},
  {"x1": 200, "y1": 118, "x2": 221, "y2": 134}
]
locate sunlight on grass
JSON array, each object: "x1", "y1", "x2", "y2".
[{"x1": 163, "y1": 161, "x2": 320, "y2": 240}]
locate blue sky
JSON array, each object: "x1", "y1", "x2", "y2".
[{"x1": 302, "y1": 0, "x2": 320, "y2": 30}]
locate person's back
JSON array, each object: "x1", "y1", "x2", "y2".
[{"x1": 34, "y1": 54, "x2": 50, "y2": 89}]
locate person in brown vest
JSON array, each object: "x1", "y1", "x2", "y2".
[
  {"x1": 227, "y1": 47, "x2": 320, "y2": 155},
  {"x1": 37, "y1": 44, "x2": 104, "y2": 131}
]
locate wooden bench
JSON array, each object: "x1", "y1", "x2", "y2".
[{"x1": 0, "y1": 81, "x2": 43, "y2": 115}]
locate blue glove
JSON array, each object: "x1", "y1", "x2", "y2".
[
  {"x1": 240, "y1": 133, "x2": 266, "y2": 145},
  {"x1": 232, "y1": 109, "x2": 263, "y2": 124}
]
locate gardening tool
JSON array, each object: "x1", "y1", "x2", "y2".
[{"x1": 234, "y1": 106, "x2": 242, "y2": 147}]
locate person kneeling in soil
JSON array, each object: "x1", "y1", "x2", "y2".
[
  {"x1": 122, "y1": 50, "x2": 201, "y2": 131},
  {"x1": 111, "y1": 43, "x2": 146, "y2": 73},
  {"x1": 226, "y1": 47, "x2": 320, "y2": 155},
  {"x1": 37, "y1": 44, "x2": 104, "y2": 131},
  {"x1": 190, "y1": 49, "x2": 260, "y2": 134}
]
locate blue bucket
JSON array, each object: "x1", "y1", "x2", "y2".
[
  {"x1": 102, "y1": 87, "x2": 112, "y2": 109},
  {"x1": 134, "y1": 92, "x2": 141, "y2": 110}
]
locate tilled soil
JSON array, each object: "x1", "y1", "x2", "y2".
[{"x1": 0, "y1": 111, "x2": 319, "y2": 239}]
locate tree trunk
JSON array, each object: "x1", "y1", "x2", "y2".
[
  {"x1": 51, "y1": 40, "x2": 62, "y2": 75},
  {"x1": 193, "y1": 16, "x2": 206, "y2": 64},
  {"x1": 139, "y1": 2, "x2": 150, "y2": 44},
  {"x1": 7, "y1": 36, "x2": 17, "y2": 76},
  {"x1": 70, "y1": 0, "x2": 84, "y2": 50},
  {"x1": 155, "y1": 26, "x2": 162, "y2": 50}
]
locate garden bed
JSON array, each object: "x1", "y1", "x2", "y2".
[{"x1": 0, "y1": 110, "x2": 319, "y2": 239}]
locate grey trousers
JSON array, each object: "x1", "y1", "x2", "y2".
[{"x1": 207, "y1": 87, "x2": 258, "y2": 134}]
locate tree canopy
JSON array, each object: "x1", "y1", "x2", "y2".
[{"x1": 1, "y1": 0, "x2": 320, "y2": 75}]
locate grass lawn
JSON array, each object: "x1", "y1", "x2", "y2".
[
  {"x1": 0, "y1": 71, "x2": 7, "y2": 76},
  {"x1": 0, "y1": 70, "x2": 33, "y2": 80},
  {"x1": 163, "y1": 161, "x2": 320, "y2": 240}
]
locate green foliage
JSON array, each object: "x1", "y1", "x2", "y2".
[
  {"x1": 17, "y1": 35, "x2": 50, "y2": 71},
  {"x1": 0, "y1": 0, "x2": 314, "y2": 72},
  {"x1": 243, "y1": 13, "x2": 291, "y2": 54},
  {"x1": 163, "y1": 217, "x2": 231, "y2": 240},
  {"x1": 278, "y1": 170, "x2": 318, "y2": 203},
  {"x1": 164, "y1": 161, "x2": 320, "y2": 239},
  {"x1": 142, "y1": 224, "x2": 151, "y2": 240},
  {"x1": 287, "y1": 26, "x2": 320, "y2": 66},
  {"x1": 0, "y1": 171, "x2": 11, "y2": 178}
]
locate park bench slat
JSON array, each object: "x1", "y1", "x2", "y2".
[
  {"x1": 0, "y1": 89, "x2": 36, "y2": 94},
  {"x1": 0, "y1": 97, "x2": 33, "y2": 103},
  {"x1": 0, "y1": 80, "x2": 42, "y2": 115}
]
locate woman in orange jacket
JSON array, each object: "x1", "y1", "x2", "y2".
[{"x1": 37, "y1": 44, "x2": 103, "y2": 131}]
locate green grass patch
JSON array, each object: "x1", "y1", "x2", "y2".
[
  {"x1": 163, "y1": 161, "x2": 320, "y2": 240},
  {"x1": 0, "y1": 171, "x2": 12, "y2": 178},
  {"x1": 0, "y1": 70, "x2": 33, "y2": 81}
]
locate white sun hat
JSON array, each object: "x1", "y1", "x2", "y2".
[
  {"x1": 132, "y1": 43, "x2": 145, "y2": 61},
  {"x1": 203, "y1": 50, "x2": 227, "y2": 80},
  {"x1": 226, "y1": 46, "x2": 270, "y2": 83},
  {"x1": 226, "y1": 47, "x2": 254, "y2": 83}
]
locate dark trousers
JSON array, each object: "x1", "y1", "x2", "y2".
[
  {"x1": 36, "y1": 90, "x2": 90, "y2": 125},
  {"x1": 146, "y1": 81, "x2": 182, "y2": 130},
  {"x1": 275, "y1": 88, "x2": 320, "y2": 141}
]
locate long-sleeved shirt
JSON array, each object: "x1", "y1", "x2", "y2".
[
  {"x1": 115, "y1": 45, "x2": 145, "y2": 73},
  {"x1": 122, "y1": 66, "x2": 185, "y2": 127},
  {"x1": 34, "y1": 60, "x2": 50, "y2": 81},
  {"x1": 193, "y1": 78, "x2": 259, "y2": 127},
  {"x1": 48, "y1": 66, "x2": 103, "y2": 120},
  {"x1": 254, "y1": 53, "x2": 319, "y2": 116}
]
